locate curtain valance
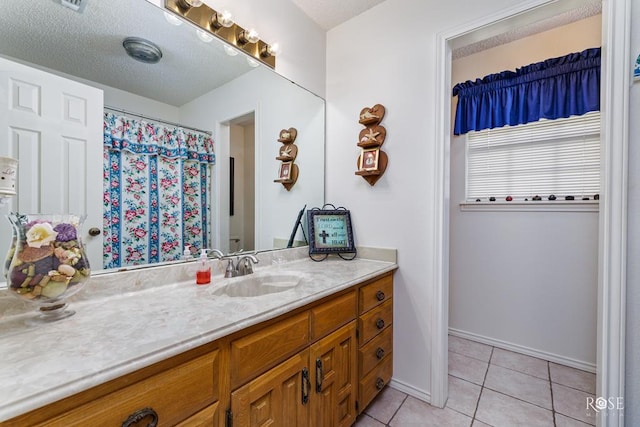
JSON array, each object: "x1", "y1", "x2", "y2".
[
  {"x1": 452, "y1": 47, "x2": 601, "y2": 135},
  {"x1": 103, "y1": 113, "x2": 216, "y2": 164}
]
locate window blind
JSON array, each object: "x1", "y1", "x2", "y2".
[{"x1": 466, "y1": 112, "x2": 600, "y2": 201}]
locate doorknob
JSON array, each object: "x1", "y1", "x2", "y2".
[{"x1": 88, "y1": 227, "x2": 101, "y2": 236}]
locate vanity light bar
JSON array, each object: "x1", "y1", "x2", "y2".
[{"x1": 164, "y1": 0, "x2": 276, "y2": 69}]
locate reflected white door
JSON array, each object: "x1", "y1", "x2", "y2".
[{"x1": 0, "y1": 57, "x2": 103, "y2": 270}]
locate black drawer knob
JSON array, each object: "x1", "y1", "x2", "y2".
[
  {"x1": 376, "y1": 347, "x2": 385, "y2": 359},
  {"x1": 376, "y1": 318, "x2": 385, "y2": 330},
  {"x1": 375, "y1": 378, "x2": 385, "y2": 390},
  {"x1": 376, "y1": 290, "x2": 385, "y2": 301}
]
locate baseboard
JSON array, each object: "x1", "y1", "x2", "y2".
[
  {"x1": 388, "y1": 377, "x2": 431, "y2": 403},
  {"x1": 448, "y1": 328, "x2": 596, "y2": 374}
]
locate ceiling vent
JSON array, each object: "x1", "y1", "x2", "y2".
[{"x1": 60, "y1": 0, "x2": 88, "y2": 13}]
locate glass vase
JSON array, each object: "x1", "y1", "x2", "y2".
[{"x1": 5, "y1": 213, "x2": 91, "y2": 322}]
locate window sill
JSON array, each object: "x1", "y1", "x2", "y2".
[{"x1": 459, "y1": 200, "x2": 599, "y2": 212}]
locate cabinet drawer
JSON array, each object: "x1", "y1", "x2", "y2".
[
  {"x1": 231, "y1": 311, "x2": 310, "y2": 389},
  {"x1": 46, "y1": 350, "x2": 219, "y2": 426},
  {"x1": 311, "y1": 290, "x2": 356, "y2": 340},
  {"x1": 359, "y1": 325, "x2": 393, "y2": 376},
  {"x1": 358, "y1": 298, "x2": 393, "y2": 345},
  {"x1": 175, "y1": 401, "x2": 218, "y2": 427},
  {"x1": 359, "y1": 273, "x2": 393, "y2": 314},
  {"x1": 359, "y1": 354, "x2": 393, "y2": 412}
]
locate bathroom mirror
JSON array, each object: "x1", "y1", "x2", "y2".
[{"x1": 0, "y1": 0, "x2": 324, "y2": 274}]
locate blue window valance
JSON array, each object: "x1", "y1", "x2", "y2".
[{"x1": 452, "y1": 47, "x2": 601, "y2": 135}]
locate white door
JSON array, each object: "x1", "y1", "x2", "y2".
[{"x1": 0, "y1": 57, "x2": 104, "y2": 271}]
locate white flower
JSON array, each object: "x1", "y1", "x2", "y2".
[{"x1": 26, "y1": 223, "x2": 58, "y2": 248}]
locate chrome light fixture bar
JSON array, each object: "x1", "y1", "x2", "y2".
[{"x1": 164, "y1": 0, "x2": 276, "y2": 69}]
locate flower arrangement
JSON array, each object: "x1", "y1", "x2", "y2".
[{"x1": 6, "y1": 214, "x2": 91, "y2": 302}]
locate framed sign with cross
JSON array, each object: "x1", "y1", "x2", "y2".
[{"x1": 307, "y1": 205, "x2": 356, "y2": 261}]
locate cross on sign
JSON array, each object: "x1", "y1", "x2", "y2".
[{"x1": 319, "y1": 229, "x2": 329, "y2": 243}]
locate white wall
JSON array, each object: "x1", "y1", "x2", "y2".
[
  {"x1": 200, "y1": 0, "x2": 326, "y2": 97},
  {"x1": 625, "y1": 0, "x2": 640, "y2": 423},
  {"x1": 180, "y1": 67, "x2": 325, "y2": 252},
  {"x1": 449, "y1": 17, "x2": 601, "y2": 368},
  {"x1": 326, "y1": 0, "x2": 535, "y2": 400}
]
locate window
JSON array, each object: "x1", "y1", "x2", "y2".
[{"x1": 466, "y1": 112, "x2": 600, "y2": 202}]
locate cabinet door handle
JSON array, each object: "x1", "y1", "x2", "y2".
[
  {"x1": 302, "y1": 368, "x2": 310, "y2": 405},
  {"x1": 375, "y1": 378, "x2": 385, "y2": 390},
  {"x1": 376, "y1": 347, "x2": 385, "y2": 360},
  {"x1": 376, "y1": 318, "x2": 385, "y2": 330},
  {"x1": 316, "y1": 358, "x2": 324, "y2": 393},
  {"x1": 122, "y1": 407, "x2": 158, "y2": 427},
  {"x1": 376, "y1": 290, "x2": 385, "y2": 301}
]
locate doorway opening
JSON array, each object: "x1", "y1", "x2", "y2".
[
  {"x1": 228, "y1": 112, "x2": 256, "y2": 253},
  {"x1": 433, "y1": 2, "x2": 629, "y2": 425}
]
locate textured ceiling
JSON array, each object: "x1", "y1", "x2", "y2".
[
  {"x1": 289, "y1": 0, "x2": 387, "y2": 30},
  {"x1": 0, "y1": 0, "x2": 256, "y2": 106},
  {"x1": 452, "y1": 0, "x2": 602, "y2": 59}
]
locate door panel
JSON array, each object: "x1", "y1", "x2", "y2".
[
  {"x1": 0, "y1": 57, "x2": 103, "y2": 269},
  {"x1": 310, "y1": 321, "x2": 357, "y2": 427},
  {"x1": 232, "y1": 348, "x2": 310, "y2": 427}
]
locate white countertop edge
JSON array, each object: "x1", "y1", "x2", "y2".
[{"x1": 0, "y1": 259, "x2": 397, "y2": 421}]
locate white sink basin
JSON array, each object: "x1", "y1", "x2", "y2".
[{"x1": 211, "y1": 273, "x2": 302, "y2": 298}]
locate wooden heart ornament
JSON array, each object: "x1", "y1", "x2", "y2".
[
  {"x1": 278, "y1": 127, "x2": 298, "y2": 143},
  {"x1": 358, "y1": 125, "x2": 386, "y2": 148},
  {"x1": 358, "y1": 104, "x2": 385, "y2": 125}
]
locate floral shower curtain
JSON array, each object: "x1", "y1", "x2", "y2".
[{"x1": 102, "y1": 112, "x2": 215, "y2": 269}]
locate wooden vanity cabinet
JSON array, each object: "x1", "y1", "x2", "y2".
[{"x1": 5, "y1": 271, "x2": 394, "y2": 427}]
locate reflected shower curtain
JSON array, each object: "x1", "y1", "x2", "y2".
[{"x1": 102, "y1": 113, "x2": 215, "y2": 269}]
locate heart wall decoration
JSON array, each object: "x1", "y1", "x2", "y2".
[{"x1": 355, "y1": 104, "x2": 388, "y2": 186}]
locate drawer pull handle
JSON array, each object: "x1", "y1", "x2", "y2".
[
  {"x1": 316, "y1": 358, "x2": 324, "y2": 393},
  {"x1": 376, "y1": 378, "x2": 385, "y2": 390},
  {"x1": 376, "y1": 318, "x2": 385, "y2": 330},
  {"x1": 376, "y1": 290, "x2": 385, "y2": 301},
  {"x1": 302, "y1": 368, "x2": 310, "y2": 405},
  {"x1": 376, "y1": 347, "x2": 385, "y2": 359},
  {"x1": 122, "y1": 407, "x2": 158, "y2": 427}
]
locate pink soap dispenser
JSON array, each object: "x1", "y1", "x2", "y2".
[{"x1": 196, "y1": 249, "x2": 211, "y2": 285}]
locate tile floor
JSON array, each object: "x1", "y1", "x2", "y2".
[{"x1": 355, "y1": 335, "x2": 597, "y2": 426}]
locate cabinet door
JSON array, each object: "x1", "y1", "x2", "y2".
[
  {"x1": 231, "y1": 348, "x2": 310, "y2": 427},
  {"x1": 309, "y1": 321, "x2": 357, "y2": 427}
]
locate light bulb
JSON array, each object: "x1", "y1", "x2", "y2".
[
  {"x1": 164, "y1": 11, "x2": 183, "y2": 26},
  {"x1": 246, "y1": 57, "x2": 260, "y2": 68},
  {"x1": 223, "y1": 44, "x2": 239, "y2": 56},
  {"x1": 238, "y1": 28, "x2": 260, "y2": 45},
  {"x1": 218, "y1": 10, "x2": 234, "y2": 28},
  {"x1": 246, "y1": 29, "x2": 260, "y2": 43},
  {"x1": 261, "y1": 43, "x2": 280, "y2": 57},
  {"x1": 197, "y1": 29, "x2": 214, "y2": 43},
  {"x1": 176, "y1": 0, "x2": 203, "y2": 10}
]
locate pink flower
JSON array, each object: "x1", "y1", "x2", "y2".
[
  {"x1": 162, "y1": 242, "x2": 173, "y2": 252},
  {"x1": 125, "y1": 210, "x2": 137, "y2": 221},
  {"x1": 190, "y1": 226, "x2": 201, "y2": 236},
  {"x1": 133, "y1": 228, "x2": 147, "y2": 238},
  {"x1": 134, "y1": 160, "x2": 146, "y2": 171}
]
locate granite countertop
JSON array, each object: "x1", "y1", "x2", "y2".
[{"x1": 0, "y1": 247, "x2": 397, "y2": 422}]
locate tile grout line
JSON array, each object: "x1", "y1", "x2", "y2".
[
  {"x1": 384, "y1": 392, "x2": 409, "y2": 426},
  {"x1": 549, "y1": 361, "x2": 557, "y2": 427},
  {"x1": 471, "y1": 345, "x2": 494, "y2": 425}
]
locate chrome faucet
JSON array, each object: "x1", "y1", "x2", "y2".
[
  {"x1": 207, "y1": 249, "x2": 224, "y2": 259},
  {"x1": 223, "y1": 254, "x2": 259, "y2": 278}
]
